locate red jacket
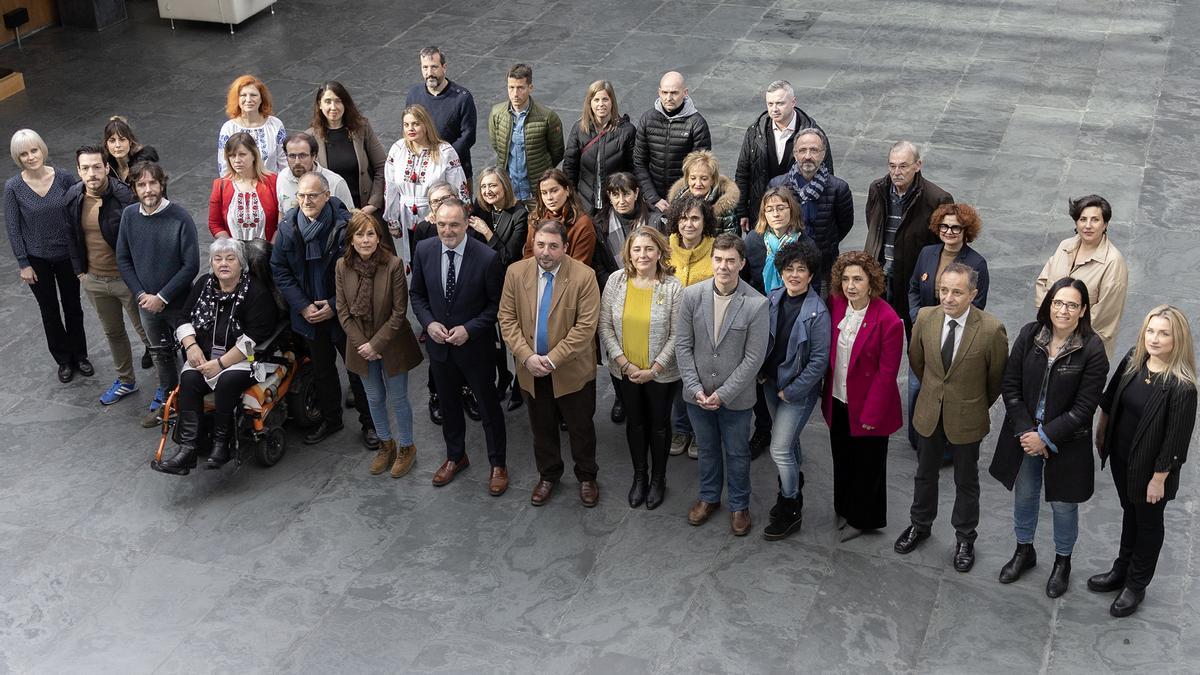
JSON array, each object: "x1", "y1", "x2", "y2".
[
  {"x1": 208, "y1": 174, "x2": 280, "y2": 241},
  {"x1": 822, "y1": 294, "x2": 904, "y2": 437}
]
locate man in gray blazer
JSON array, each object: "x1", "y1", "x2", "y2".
[{"x1": 676, "y1": 233, "x2": 770, "y2": 535}]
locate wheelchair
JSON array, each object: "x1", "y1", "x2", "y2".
[{"x1": 149, "y1": 239, "x2": 319, "y2": 475}]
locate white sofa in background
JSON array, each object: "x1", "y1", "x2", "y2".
[{"x1": 158, "y1": 0, "x2": 276, "y2": 33}]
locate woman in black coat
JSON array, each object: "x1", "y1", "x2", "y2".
[
  {"x1": 563, "y1": 80, "x2": 636, "y2": 215},
  {"x1": 989, "y1": 277, "x2": 1108, "y2": 598},
  {"x1": 1090, "y1": 305, "x2": 1197, "y2": 618},
  {"x1": 103, "y1": 116, "x2": 160, "y2": 186}
]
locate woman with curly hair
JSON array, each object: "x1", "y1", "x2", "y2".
[{"x1": 217, "y1": 75, "x2": 287, "y2": 175}]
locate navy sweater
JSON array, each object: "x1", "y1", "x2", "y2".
[
  {"x1": 405, "y1": 80, "x2": 477, "y2": 176},
  {"x1": 115, "y1": 201, "x2": 199, "y2": 304},
  {"x1": 3, "y1": 168, "x2": 77, "y2": 266}
]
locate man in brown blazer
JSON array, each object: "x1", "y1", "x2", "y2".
[
  {"x1": 498, "y1": 219, "x2": 601, "y2": 507},
  {"x1": 895, "y1": 262, "x2": 1008, "y2": 573}
]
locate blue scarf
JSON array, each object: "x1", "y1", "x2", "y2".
[{"x1": 763, "y1": 230, "x2": 799, "y2": 293}]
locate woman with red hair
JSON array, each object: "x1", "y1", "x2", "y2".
[{"x1": 217, "y1": 75, "x2": 287, "y2": 176}]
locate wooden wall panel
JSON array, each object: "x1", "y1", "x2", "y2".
[{"x1": 0, "y1": 0, "x2": 57, "y2": 45}]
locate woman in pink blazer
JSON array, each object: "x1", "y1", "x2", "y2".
[{"x1": 822, "y1": 251, "x2": 904, "y2": 541}]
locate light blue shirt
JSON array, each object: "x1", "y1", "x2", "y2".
[
  {"x1": 508, "y1": 105, "x2": 530, "y2": 200},
  {"x1": 439, "y1": 237, "x2": 468, "y2": 296}
]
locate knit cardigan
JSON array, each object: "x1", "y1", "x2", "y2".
[{"x1": 598, "y1": 269, "x2": 683, "y2": 382}]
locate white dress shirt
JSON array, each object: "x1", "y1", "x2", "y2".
[
  {"x1": 833, "y1": 302, "x2": 869, "y2": 403},
  {"x1": 440, "y1": 237, "x2": 468, "y2": 296},
  {"x1": 773, "y1": 113, "x2": 798, "y2": 165},
  {"x1": 939, "y1": 305, "x2": 971, "y2": 367}
]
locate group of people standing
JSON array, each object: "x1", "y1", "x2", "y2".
[{"x1": 5, "y1": 48, "x2": 1196, "y2": 621}]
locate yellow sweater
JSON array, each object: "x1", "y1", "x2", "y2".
[{"x1": 671, "y1": 234, "x2": 714, "y2": 287}]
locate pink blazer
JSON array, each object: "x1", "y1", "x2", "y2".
[{"x1": 822, "y1": 294, "x2": 904, "y2": 437}]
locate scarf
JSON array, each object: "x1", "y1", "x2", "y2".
[
  {"x1": 349, "y1": 254, "x2": 379, "y2": 328},
  {"x1": 298, "y1": 203, "x2": 333, "y2": 262},
  {"x1": 763, "y1": 230, "x2": 799, "y2": 293},
  {"x1": 787, "y1": 163, "x2": 830, "y2": 205},
  {"x1": 607, "y1": 209, "x2": 637, "y2": 261},
  {"x1": 191, "y1": 272, "x2": 249, "y2": 337}
]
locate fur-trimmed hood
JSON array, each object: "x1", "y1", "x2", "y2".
[{"x1": 667, "y1": 174, "x2": 740, "y2": 216}]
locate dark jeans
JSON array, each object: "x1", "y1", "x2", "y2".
[
  {"x1": 431, "y1": 355, "x2": 506, "y2": 466},
  {"x1": 829, "y1": 399, "x2": 888, "y2": 530},
  {"x1": 139, "y1": 305, "x2": 183, "y2": 392},
  {"x1": 177, "y1": 368, "x2": 253, "y2": 416},
  {"x1": 752, "y1": 384, "x2": 772, "y2": 434},
  {"x1": 1110, "y1": 451, "x2": 1168, "y2": 591},
  {"x1": 911, "y1": 419, "x2": 981, "y2": 543},
  {"x1": 305, "y1": 321, "x2": 371, "y2": 430},
  {"x1": 525, "y1": 376, "x2": 598, "y2": 482},
  {"x1": 688, "y1": 403, "x2": 753, "y2": 511},
  {"x1": 27, "y1": 255, "x2": 87, "y2": 365},
  {"x1": 617, "y1": 377, "x2": 677, "y2": 479}
]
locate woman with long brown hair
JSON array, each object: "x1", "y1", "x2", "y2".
[
  {"x1": 522, "y1": 168, "x2": 595, "y2": 264},
  {"x1": 208, "y1": 131, "x2": 280, "y2": 241},
  {"x1": 563, "y1": 80, "x2": 636, "y2": 214},
  {"x1": 306, "y1": 81, "x2": 388, "y2": 215},
  {"x1": 103, "y1": 116, "x2": 159, "y2": 186}
]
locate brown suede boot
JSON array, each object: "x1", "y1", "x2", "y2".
[
  {"x1": 369, "y1": 439, "x2": 397, "y2": 475},
  {"x1": 392, "y1": 443, "x2": 416, "y2": 478}
]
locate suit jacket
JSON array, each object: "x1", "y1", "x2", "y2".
[
  {"x1": 910, "y1": 305, "x2": 1009, "y2": 445},
  {"x1": 675, "y1": 278, "x2": 769, "y2": 411},
  {"x1": 821, "y1": 295, "x2": 904, "y2": 437},
  {"x1": 409, "y1": 236, "x2": 503, "y2": 365},
  {"x1": 335, "y1": 254, "x2": 424, "y2": 378},
  {"x1": 498, "y1": 256, "x2": 600, "y2": 398}
]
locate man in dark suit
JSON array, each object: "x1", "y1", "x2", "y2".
[
  {"x1": 410, "y1": 196, "x2": 508, "y2": 496},
  {"x1": 894, "y1": 262, "x2": 1008, "y2": 572}
]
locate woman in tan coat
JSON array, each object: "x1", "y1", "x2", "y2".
[{"x1": 336, "y1": 211, "x2": 424, "y2": 478}]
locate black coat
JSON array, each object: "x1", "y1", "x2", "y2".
[
  {"x1": 1099, "y1": 349, "x2": 1198, "y2": 503},
  {"x1": 470, "y1": 203, "x2": 528, "y2": 268},
  {"x1": 767, "y1": 171, "x2": 853, "y2": 277},
  {"x1": 632, "y1": 99, "x2": 711, "y2": 205},
  {"x1": 989, "y1": 322, "x2": 1109, "y2": 503},
  {"x1": 106, "y1": 145, "x2": 160, "y2": 186},
  {"x1": 64, "y1": 177, "x2": 137, "y2": 275},
  {"x1": 562, "y1": 116, "x2": 636, "y2": 213},
  {"x1": 734, "y1": 107, "x2": 833, "y2": 219}
]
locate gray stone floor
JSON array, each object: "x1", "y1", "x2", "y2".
[{"x1": 1, "y1": 0, "x2": 1198, "y2": 672}]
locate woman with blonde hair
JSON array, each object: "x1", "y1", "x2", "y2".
[
  {"x1": 563, "y1": 80, "x2": 636, "y2": 214},
  {"x1": 217, "y1": 74, "x2": 287, "y2": 175},
  {"x1": 1090, "y1": 305, "x2": 1197, "y2": 617},
  {"x1": 208, "y1": 131, "x2": 280, "y2": 241},
  {"x1": 383, "y1": 103, "x2": 470, "y2": 265},
  {"x1": 598, "y1": 226, "x2": 683, "y2": 509},
  {"x1": 743, "y1": 185, "x2": 816, "y2": 295},
  {"x1": 667, "y1": 149, "x2": 740, "y2": 236}
]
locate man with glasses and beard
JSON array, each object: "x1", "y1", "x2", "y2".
[{"x1": 276, "y1": 132, "x2": 354, "y2": 215}]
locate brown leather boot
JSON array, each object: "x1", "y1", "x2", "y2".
[
  {"x1": 369, "y1": 439, "x2": 397, "y2": 475},
  {"x1": 391, "y1": 443, "x2": 416, "y2": 478}
]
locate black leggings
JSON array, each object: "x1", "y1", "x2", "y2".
[
  {"x1": 617, "y1": 378, "x2": 678, "y2": 479},
  {"x1": 177, "y1": 368, "x2": 254, "y2": 416}
]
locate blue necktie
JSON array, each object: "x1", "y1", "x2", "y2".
[{"x1": 536, "y1": 270, "x2": 553, "y2": 355}]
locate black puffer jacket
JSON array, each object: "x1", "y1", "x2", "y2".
[
  {"x1": 633, "y1": 98, "x2": 711, "y2": 205},
  {"x1": 734, "y1": 108, "x2": 832, "y2": 219},
  {"x1": 563, "y1": 115, "x2": 636, "y2": 214},
  {"x1": 768, "y1": 170, "x2": 854, "y2": 278}
]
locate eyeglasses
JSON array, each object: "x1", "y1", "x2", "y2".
[
  {"x1": 286, "y1": 153, "x2": 312, "y2": 161},
  {"x1": 1051, "y1": 299, "x2": 1082, "y2": 312},
  {"x1": 939, "y1": 223, "x2": 964, "y2": 234},
  {"x1": 296, "y1": 191, "x2": 328, "y2": 201},
  {"x1": 763, "y1": 205, "x2": 789, "y2": 214}
]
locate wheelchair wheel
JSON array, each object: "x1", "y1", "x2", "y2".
[
  {"x1": 286, "y1": 366, "x2": 323, "y2": 429},
  {"x1": 255, "y1": 427, "x2": 286, "y2": 467}
]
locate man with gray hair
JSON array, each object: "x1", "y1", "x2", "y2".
[
  {"x1": 768, "y1": 127, "x2": 852, "y2": 282},
  {"x1": 735, "y1": 80, "x2": 832, "y2": 231},
  {"x1": 863, "y1": 140, "x2": 952, "y2": 337},
  {"x1": 405, "y1": 46, "x2": 477, "y2": 180},
  {"x1": 634, "y1": 71, "x2": 711, "y2": 213}
]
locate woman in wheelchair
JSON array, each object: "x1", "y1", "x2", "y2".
[{"x1": 158, "y1": 238, "x2": 278, "y2": 474}]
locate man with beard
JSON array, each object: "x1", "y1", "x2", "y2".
[
  {"x1": 633, "y1": 71, "x2": 712, "y2": 213},
  {"x1": 768, "y1": 128, "x2": 853, "y2": 285},
  {"x1": 406, "y1": 46, "x2": 477, "y2": 181},
  {"x1": 115, "y1": 161, "x2": 199, "y2": 427},
  {"x1": 276, "y1": 132, "x2": 353, "y2": 215}
]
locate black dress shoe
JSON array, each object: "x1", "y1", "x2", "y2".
[
  {"x1": 627, "y1": 471, "x2": 648, "y2": 508},
  {"x1": 611, "y1": 399, "x2": 625, "y2": 424},
  {"x1": 1046, "y1": 555, "x2": 1071, "y2": 598},
  {"x1": 75, "y1": 358, "x2": 94, "y2": 377},
  {"x1": 894, "y1": 525, "x2": 929, "y2": 554},
  {"x1": 428, "y1": 393, "x2": 443, "y2": 426},
  {"x1": 506, "y1": 393, "x2": 524, "y2": 412},
  {"x1": 1110, "y1": 587, "x2": 1145, "y2": 618},
  {"x1": 462, "y1": 386, "x2": 481, "y2": 421},
  {"x1": 748, "y1": 429, "x2": 770, "y2": 460},
  {"x1": 1087, "y1": 566, "x2": 1127, "y2": 593},
  {"x1": 953, "y1": 540, "x2": 975, "y2": 573},
  {"x1": 344, "y1": 389, "x2": 356, "y2": 409},
  {"x1": 141, "y1": 348, "x2": 154, "y2": 370},
  {"x1": 362, "y1": 427, "x2": 380, "y2": 450},
  {"x1": 57, "y1": 363, "x2": 74, "y2": 383},
  {"x1": 998, "y1": 543, "x2": 1037, "y2": 584},
  {"x1": 558, "y1": 419, "x2": 568, "y2": 432},
  {"x1": 645, "y1": 476, "x2": 665, "y2": 510},
  {"x1": 304, "y1": 420, "x2": 345, "y2": 445}
]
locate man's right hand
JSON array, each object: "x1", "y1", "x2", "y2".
[
  {"x1": 426, "y1": 321, "x2": 451, "y2": 344},
  {"x1": 304, "y1": 301, "x2": 333, "y2": 324}
]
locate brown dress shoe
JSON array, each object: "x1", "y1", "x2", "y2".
[
  {"x1": 369, "y1": 439, "x2": 397, "y2": 475},
  {"x1": 489, "y1": 467, "x2": 509, "y2": 496},
  {"x1": 688, "y1": 500, "x2": 721, "y2": 526},
  {"x1": 730, "y1": 509, "x2": 752, "y2": 536},
  {"x1": 391, "y1": 443, "x2": 416, "y2": 478},
  {"x1": 531, "y1": 479, "x2": 554, "y2": 506},
  {"x1": 432, "y1": 456, "x2": 469, "y2": 486},
  {"x1": 580, "y1": 480, "x2": 599, "y2": 508}
]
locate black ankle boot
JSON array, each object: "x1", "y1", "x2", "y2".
[
  {"x1": 762, "y1": 495, "x2": 802, "y2": 541},
  {"x1": 1046, "y1": 554, "x2": 1071, "y2": 598},
  {"x1": 1110, "y1": 587, "x2": 1146, "y2": 618},
  {"x1": 645, "y1": 475, "x2": 665, "y2": 510},
  {"x1": 205, "y1": 414, "x2": 235, "y2": 469},
  {"x1": 628, "y1": 470, "x2": 648, "y2": 508},
  {"x1": 768, "y1": 491, "x2": 785, "y2": 519},
  {"x1": 1087, "y1": 564, "x2": 1128, "y2": 593},
  {"x1": 159, "y1": 411, "x2": 200, "y2": 475},
  {"x1": 998, "y1": 543, "x2": 1037, "y2": 584}
]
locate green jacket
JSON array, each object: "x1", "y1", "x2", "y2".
[{"x1": 488, "y1": 98, "x2": 565, "y2": 185}]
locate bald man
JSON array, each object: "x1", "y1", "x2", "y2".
[{"x1": 633, "y1": 71, "x2": 712, "y2": 213}]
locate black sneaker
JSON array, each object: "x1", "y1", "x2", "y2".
[{"x1": 141, "y1": 348, "x2": 154, "y2": 370}]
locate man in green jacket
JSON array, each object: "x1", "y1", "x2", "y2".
[{"x1": 488, "y1": 63, "x2": 564, "y2": 211}]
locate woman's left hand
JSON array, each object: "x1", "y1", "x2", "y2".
[
  {"x1": 1147, "y1": 474, "x2": 1168, "y2": 504},
  {"x1": 628, "y1": 368, "x2": 653, "y2": 384},
  {"x1": 358, "y1": 343, "x2": 380, "y2": 361},
  {"x1": 1020, "y1": 431, "x2": 1048, "y2": 457},
  {"x1": 198, "y1": 359, "x2": 221, "y2": 378}
]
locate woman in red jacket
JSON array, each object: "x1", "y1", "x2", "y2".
[
  {"x1": 822, "y1": 250, "x2": 904, "y2": 541},
  {"x1": 209, "y1": 131, "x2": 280, "y2": 242}
]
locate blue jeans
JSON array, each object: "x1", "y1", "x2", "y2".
[
  {"x1": 761, "y1": 379, "x2": 817, "y2": 499},
  {"x1": 360, "y1": 361, "x2": 414, "y2": 445},
  {"x1": 1013, "y1": 453, "x2": 1078, "y2": 556},
  {"x1": 672, "y1": 386, "x2": 693, "y2": 436},
  {"x1": 687, "y1": 404, "x2": 753, "y2": 511}
]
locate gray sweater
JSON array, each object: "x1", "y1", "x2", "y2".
[
  {"x1": 598, "y1": 269, "x2": 683, "y2": 382},
  {"x1": 115, "y1": 200, "x2": 199, "y2": 304}
]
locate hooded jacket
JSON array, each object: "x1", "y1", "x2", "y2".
[
  {"x1": 666, "y1": 174, "x2": 740, "y2": 236},
  {"x1": 633, "y1": 97, "x2": 712, "y2": 205}
]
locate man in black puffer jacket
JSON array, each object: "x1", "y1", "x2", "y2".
[
  {"x1": 633, "y1": 71, "x2": 711, "y2": 213},
  {"x1": 735, "y1": 80, "x2": 833, "y2": 231}
]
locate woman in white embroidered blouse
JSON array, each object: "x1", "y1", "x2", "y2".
[
  {"x1": 217, "y1": 75, "x2": 288, "y2": 176},
  {"x1": 383, "y1": 104, "x2": 470, "y2": 265}
]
